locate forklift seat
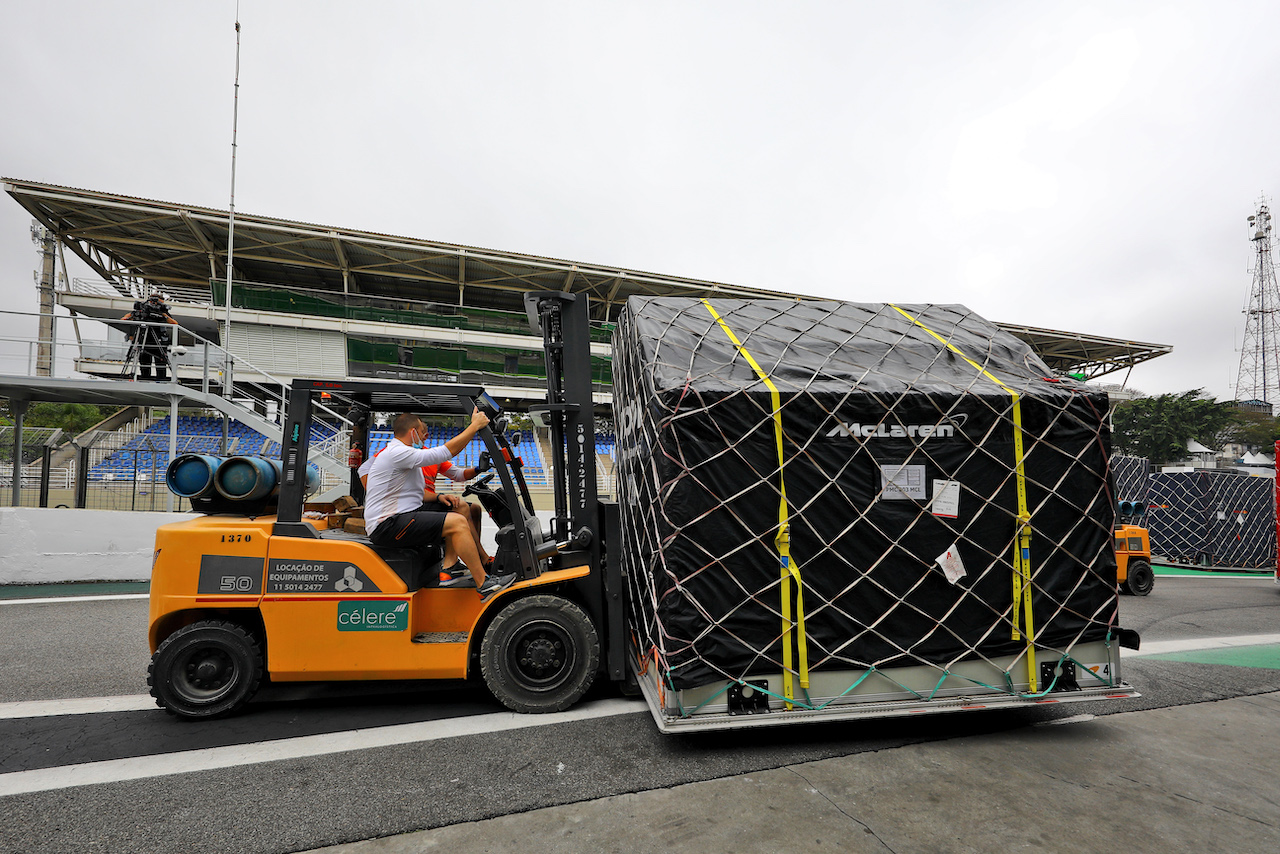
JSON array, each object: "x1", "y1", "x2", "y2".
[
  {"x1": 372, "y1": 543, "x2": 443, "y2": 591},
  {"x1": 318, "y1": 528, "x2": 443, "y2": 591}
]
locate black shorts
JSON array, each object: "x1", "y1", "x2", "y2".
[{"x1": 370, "y1": 509, "x2": 448, "y2": 551}]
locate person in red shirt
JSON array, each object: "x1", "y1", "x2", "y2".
[{"x1": 421, "y1": 458, "x2": 488, "y2": 552}]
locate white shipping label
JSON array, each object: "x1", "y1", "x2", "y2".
[
  {"x1": 931, "y1": 479, "x2": 961, "y2": 518},
  {"x1": 935, "y1": 542, "x2": 967, "y2": 584},
  {"x1": 880, "y1": 464, "x2": 926, "y2": 500}
]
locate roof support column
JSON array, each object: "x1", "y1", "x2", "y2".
[
  {"x1": 9, "y1": 399, "x2": 27, "y2": 506},
  {"x1": 330, "y1": 232, "x2": 355, "y2": 295},
  {"x1": 604, "y1": 275, "x2": 624, "y2": 321},
  {"x1": 179, "y1": 210, "x2": 220, "y2": 284},
  {"x1": 458, "y1": 251, "x2": 466, "y2": 306},
  {"x1": 168, "y1": 394, "x2": 179, "y2": 512},
  {"x1": 35, "y1": 225, "x2": 57, "y2": 377}
]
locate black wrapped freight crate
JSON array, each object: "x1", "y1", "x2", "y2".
[
  {"x1": 613, "y1": 296, "x2": 1120, "y2": 697},
  {"x1": 1148, "y1": 470, "x2": 1275, "y2": 568}
]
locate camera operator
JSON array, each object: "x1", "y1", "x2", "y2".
[{"x1": 121, "y1": 293, "x2": 179, "y2": 381}]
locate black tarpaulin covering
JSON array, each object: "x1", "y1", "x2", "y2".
[{"x1": 613, "y1": 297, "x2": 1118, "y2": 691}]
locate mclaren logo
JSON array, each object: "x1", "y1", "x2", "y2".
[{"x1": 827, "y1": 414, "x2": 968, "y2": 440}]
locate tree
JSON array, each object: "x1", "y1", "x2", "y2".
[
  {"x1": 0, "y1": 400, "x2": 118, "y2": 437},
  {"x1": 1224, "y1": 409, "x2": 1280, "y2": 453},
  {"x1": 1111, "y1": 390, "x2": 1241, "y2": 466}
]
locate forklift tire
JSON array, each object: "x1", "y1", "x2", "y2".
[
  {"x1": 148, "y1": 621, "x2": 264, "y2": 720},
  {"x1": 1125, "y1": 560, "x2": 1155, "y2": 597},
  {"x1": 480, "y1": 595, "x2": 600, "y2": 714}
]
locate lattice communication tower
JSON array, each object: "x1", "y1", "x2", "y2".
[{"x1": 1236, "y1": 199, "x2": 1280, "y2": 409}]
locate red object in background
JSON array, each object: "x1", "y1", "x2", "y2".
[{"x1": 347, "y1": 446, "x2": 362, "y2": 468}]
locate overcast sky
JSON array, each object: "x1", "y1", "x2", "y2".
[{"x1": 3, "y1": 1, "x2": 1279, "y2": 399}]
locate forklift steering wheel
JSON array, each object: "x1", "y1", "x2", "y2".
[{"x1": 464, "y1": 471, "x2": 497, "y2": 495}]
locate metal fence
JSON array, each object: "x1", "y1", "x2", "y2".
[
  {"x1": 0, "y1": 424, "x2": 357, "y2": 512},
  {"x1": 82, "y1": 431, "x2": 204, "y2": 512},
  {"x1": 0, "y1": 428, "x2": 237, "y2": 511},
  {"x1": 0, "y1": 426, "x2": 66, "y2": 508}
]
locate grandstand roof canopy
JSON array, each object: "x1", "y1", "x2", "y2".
[
  {"x1": 5, "y1": 178, "x2": 783, "y2": 321},
  {"x1": 994, "y1": 323, "x2": 1172, "y2": 381},
  {"x1": 5, "y1": 178, "x2": 1171, "y2": 380},
  {"x1": 0, "y1": 375, "x2": 193, "y2": 408}
]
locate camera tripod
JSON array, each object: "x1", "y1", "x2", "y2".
[{"x1": 121, "y1": 323, "x2": 173, "y2": 382}]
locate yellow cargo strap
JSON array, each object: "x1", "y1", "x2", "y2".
[
  {"x1": 889, "y1": 305, "x2": 1038, "y2": 692},
  {"x1": 702, "y1": 299, "x2": 809, "y2": 707}
]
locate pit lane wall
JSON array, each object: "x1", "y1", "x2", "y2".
[
  {"x1": 0, "y1": 506, "x2": 532, "y2": 584},
  {"x1": 0, "y1": 507, "x2": 199, "y2": 584}
]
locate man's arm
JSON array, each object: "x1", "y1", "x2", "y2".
[
  {"x1": 444, "y1": 408, "x2": 489, "y2": 457},
  {"x1": 424, "y1": 489, "x2": 463, "y2": 510},
  {"x1": 402, "y1": 408, "x2": 490, "y2": 467},
  {"x1": 438, "y1": 462, "x2": 474, "y2": 482}
]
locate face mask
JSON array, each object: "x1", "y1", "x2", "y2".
[{"x1": 411, "y1": 429, "x2": 424, "y2": 450}]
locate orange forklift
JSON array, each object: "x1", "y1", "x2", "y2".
[
  {"x1": 1115, "y1": 500, "x2": 1154, "y2": 596},
  {"x1": 147, "y1": 292, "x2": 627, "y2": 719}
]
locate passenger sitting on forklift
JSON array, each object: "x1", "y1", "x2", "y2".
[
  {"x1": 365, "y1": 411, "x2": 515, "y2": 601},
  {"x1": 424, "y1": 457, "x2": 490, "y2": 544},
  {"x1": 358, "y1": 448, "x2": 493, "y2": 587}
]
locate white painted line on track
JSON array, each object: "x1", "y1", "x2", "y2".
[
  {"x1": 1125, "y1": 633, "x2": 1280, "y2": 658},
  {"x1": 0, "y1": 697, "x2": 644, "y2": 797},
  {"x1": 1153, "y1": 574, "x2": 1273, "y2": 580},
  {"x1": 0, "y1": 695, "x2": 157, "y2": 720},
  {"x1": 0, "y1": 594, "x2": 149, "y2": 606},
  {"x1": 3, "y1": 631, "x2": 1276, "y2": 796}
]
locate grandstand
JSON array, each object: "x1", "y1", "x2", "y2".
[
  {"x1": 89, "y1": 415, "x2": 329, "y2": 486},
  {"x1": 0, "y1": 178, "x2": 1170, "y2": 512},
  {"x1": 6, "y1": 178, "x2": 1173, "y2": 405}
]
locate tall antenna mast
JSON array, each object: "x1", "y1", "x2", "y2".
[
  {"x1": 221, "y1": 4, "x2": 242, "y2": 397},
  {"x1": 1236, "y1": 197, "x2": 1280, "y2": 412}
]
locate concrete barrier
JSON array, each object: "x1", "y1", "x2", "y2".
[
  {"x1": 0, "y1": 507, "x2": 198, "y2": 584},
  {"x1": 0, "y1": 507, "x2": 555, "y2": 585}
]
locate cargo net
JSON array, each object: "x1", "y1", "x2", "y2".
[
  {"x1": 613, "y1": 297, "x2": 1122, "y2": 714},
  {"x1": 1148, "y1": 470, "x2": 1274, "y2": 568},
  {"x1": 1111, "y1": 455, "x2": 1150, "y2": 523}
]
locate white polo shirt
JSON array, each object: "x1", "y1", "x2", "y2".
[{"x1": 363, "y1": 439, "x2": 454, "y2": 536}]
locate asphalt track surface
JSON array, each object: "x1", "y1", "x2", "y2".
[{"x1": 1, "y1": 572, "x2": 1277, "y2": 854}]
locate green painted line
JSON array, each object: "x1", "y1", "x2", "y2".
[
  {"x1": 1153, "y1": 565, "x2": 1273, "y2": 578},
  {"x1": 1143, "y1": 644, "x2": 1280, "y2": 671},
  {"x1": 0, "y1": 582, "x2": 150, "y2": 600}
]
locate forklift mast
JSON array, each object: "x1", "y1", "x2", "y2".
[
  {"x1": 525, "y1": 292, "x2": 626, "y2": 682},
  {"x1": 525, "y1": 292, "x2": 599, "y2": 554}
]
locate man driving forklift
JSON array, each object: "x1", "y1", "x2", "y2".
[
  {"x1": 364, "y1": 409, "x2": 515, "y2": 600},
  {"x1": 358, "y1": 434, "x2": 494, "y2": 587}
]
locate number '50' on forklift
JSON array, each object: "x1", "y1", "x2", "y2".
[{"x1": 147, "y1": 292, "x2": 631, "y2": 720}]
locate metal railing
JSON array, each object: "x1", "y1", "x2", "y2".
[
  {"x1": 0, "y1": 308, "x2": 352, "y2": 457},
  {"x1": 0, "y1": 305, "x2": 611, "y2": 507}
]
